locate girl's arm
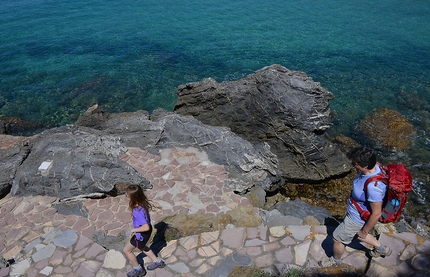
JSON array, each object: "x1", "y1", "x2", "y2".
[{"x1": 132, "y1": 223, "x2": 150, "y2": 233}]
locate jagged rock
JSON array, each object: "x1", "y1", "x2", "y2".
[
  {"x1": 9, "y1": 125, "x2": 151, "y2": 199},
  {"x1": 77, "y1": 107, "x2": 282, "y2": 194},
  {"x1": 356, "y1": 108, "x2": 416, "y2": 151},
  {"x1": 1, "y1": 105, "x2": 282, "y2": 199},
  {"x1": 74, "y1": 104, "x2": 110, "y2": 129},
  {"x1": 174, "y1": 64, "x2": 351, "y2": 182},
  {"x1": 246, "y1": 186, "x2": 266, "y2": 208},
  {"x1": 0, "y1": 141, "x2": 31, "y2": 198}
]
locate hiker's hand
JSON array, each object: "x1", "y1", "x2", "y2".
[{"x1": 358, "y1": 229, "x2": 368, "y2": 239}]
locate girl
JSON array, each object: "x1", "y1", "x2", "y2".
[{"x1": 123, "y1": 185, "x2": 165, "y2": 277}]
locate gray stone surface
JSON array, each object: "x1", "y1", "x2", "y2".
[
  {"x1": 207, "y1": 254, "x2": 252, "y2": 277},
  {"x1": 53, "y1": 230, "x2": 78, "y2": 248},
  {"x1": 53, "y1": 201, "x2": 88, "y2": 217},
  {"x1": 174, "y1": 64, "x2": 352, "y2": 182},
  {"x1": 8, "y1": 125, "x2": 151, "y2": 199},
  {"x1": 287, "y1": 225, "x2": 311, "y2": 241},
  {"x1": 31, "y1": 243, "x2": 56, "y2": 263},
  {"x1": 261, "y1": 209, "x2": 303, "y2": 227},
  {"x1": 275, "y1": 198, "x2": 332, "y2": 224}
]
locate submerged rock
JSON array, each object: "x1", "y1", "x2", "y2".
[{"x1": 356, "y1": 108, "x2": 416, "y2": 151}]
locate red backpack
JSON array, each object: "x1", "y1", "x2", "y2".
[{"x1": 351, "y1": 163, "x2": 413, "y2": 223}]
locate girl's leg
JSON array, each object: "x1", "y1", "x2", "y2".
[
  {"x1": 123, "y1": 242, "x2": 139, "y2": 267},
  {"x1": 142, "y1": 249, "x2": 158, "y2": 262}
]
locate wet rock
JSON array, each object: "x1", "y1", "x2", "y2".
[{"x1": 356, "y1": 108, "x2": 416, "y2": 151}]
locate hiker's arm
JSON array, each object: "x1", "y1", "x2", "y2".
[
  {"x1": 358, "y1": 201, "x2": 382, "y2": 238},
  {"x1": 132, "y1": 223, "x2": 150, "y2": 233}
]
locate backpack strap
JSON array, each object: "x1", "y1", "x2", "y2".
[{"x1": 350, "y1": 170, "x2": 387, "y2": 218}]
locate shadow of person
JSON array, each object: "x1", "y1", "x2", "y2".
[
  {"x1": 137, "y1": 222, "x2": 168, "y2": 266},
  {"x1": 320, "y1": 220, "x2": 373, "y2": 276}
]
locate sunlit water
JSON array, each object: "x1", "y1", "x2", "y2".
[{"x1": 1, "y1": 0, "x2": 429, "y2": 222}]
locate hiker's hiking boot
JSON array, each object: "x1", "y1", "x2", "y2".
[
  {"x1": 318, "y1": 256, "x2": 340, "y2": 267},
  {"x1": 369, "y1": 246, "x2": 392, "y2": 258},
  {"x1": 147, "y1": 260, "x2": 165, "y2": 270},
  {"x1": 127, "y1": 266, "x2": 146, "y2": 277}
]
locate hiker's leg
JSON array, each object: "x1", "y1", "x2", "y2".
[
  {"x1": 333, "y1": 238, "x2": 345, "y2": 260},
  {"x1": 358, "y1": 233, "x2": 381, "y2": 247}
]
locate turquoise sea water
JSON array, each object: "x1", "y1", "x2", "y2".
[{"x1": 1, "y1": 0, "x2": 429, "y2": 220}]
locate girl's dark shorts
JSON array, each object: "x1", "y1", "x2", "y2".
[{"x1": 130, "y1": 225, "x2": 152, "y2": 252}]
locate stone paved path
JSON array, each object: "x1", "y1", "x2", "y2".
[{"x1": 1, "y1": 143, "x2": 429, "y2": 277}]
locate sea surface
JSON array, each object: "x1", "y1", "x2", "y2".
[{"x1": 1, "y1": 0, "x2": 429, "y2": 222}]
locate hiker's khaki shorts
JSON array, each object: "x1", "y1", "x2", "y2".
[{"x1": 333, "y1": 214, "x2": 362, "y2": 244}]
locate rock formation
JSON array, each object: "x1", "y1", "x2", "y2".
[
  {"x1": 1, "y1": 107, "x2": 282, "y2": 199},
  {"x1": 1, "y1": 65, "x2": 354, "y2": 201},
  {"x1": 9, "y1": 125, "x2": 150, "y2": 200},
  {"x1": 174, "y1": 64, "x2": 351, "y2": 182},
  {"x1": 76, "y1": 108, "x2": 282, "y2": 194}
]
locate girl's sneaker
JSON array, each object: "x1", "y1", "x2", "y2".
[
  {"x1": 147, "y1": 260, "x2": 165, "y2": 270},
  {"x1": 127, "y1": 266, "x2": 146, "y2": 277}
]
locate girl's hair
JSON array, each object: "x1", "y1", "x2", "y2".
[
  {"x1": 347, "y1": 146, "x2": 377, "y2": 169},
  {"x1": 126, "y1": 185, "x2": 154, "y2": 211}
]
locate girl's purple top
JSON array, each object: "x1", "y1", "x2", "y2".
[{"x1": 132, "y1": 206, "x2": 151, "y2": 241}]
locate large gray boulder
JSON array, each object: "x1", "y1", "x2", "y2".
[
  {"x1": 77, "y1": 107, "x2": 282, "y2": 194},
  {"x1": 9, "y1": 125, "x2": 151, "y2": 200},
  {"x1": 174, "y1": 64, "x2": 351, "y2": 181}
]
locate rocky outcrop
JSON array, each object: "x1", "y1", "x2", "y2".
[
  {"x1": 356, "y1": 108, "x2": 416, "y2": 151},
  {"x1": 9, "y1": 125, "x2": 151, "y2": 200},
  {"x1": 76, "y1": 108, "x2": 282, "y2": 194},
  {"x1": 1, "y1": 107, "x2": 281, "y2": 199},
  {"x1": 174, "y1": 64, "x2": 351, "y2": 182},
  {"x1": 1, "y1": 65, "x2": 354, "y2": 200}
]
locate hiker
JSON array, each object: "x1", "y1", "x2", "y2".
[
  {"x1": 123, "y1": 185, "x2": 165, "y2": 277},
  {"x1": 319, "y1": 146, "x2": 392, "y2": 267}
]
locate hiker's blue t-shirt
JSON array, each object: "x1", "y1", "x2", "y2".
[
  {"x1": 132, "y1": 206, "x2": 151, "y2": 241},
  {"x1": 347, "y1": 165, "x2": 387, "y2": 225}
]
